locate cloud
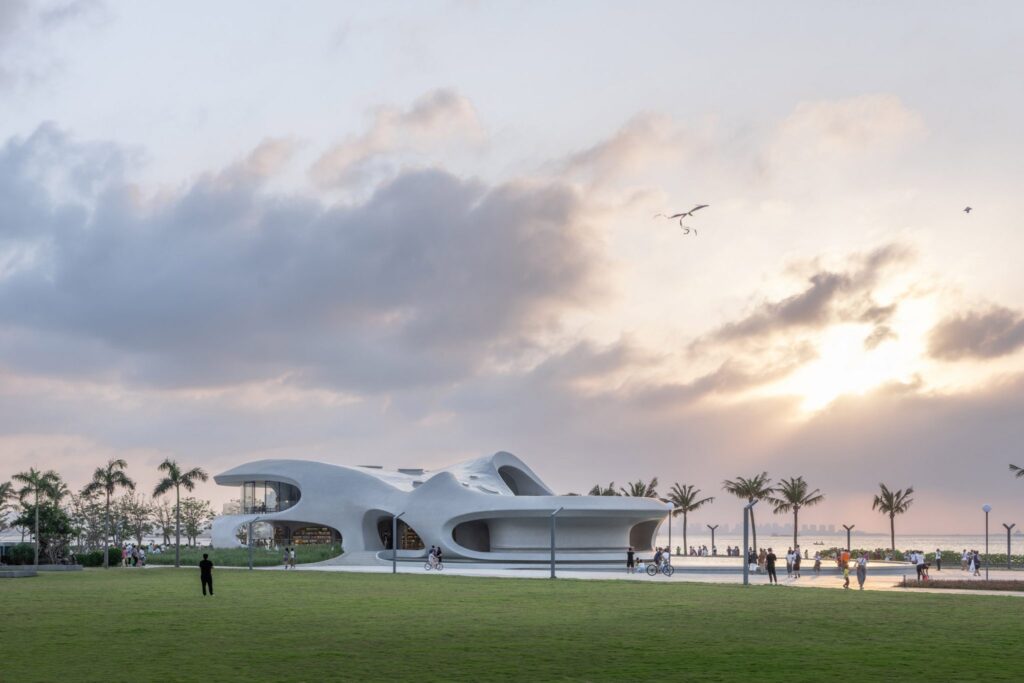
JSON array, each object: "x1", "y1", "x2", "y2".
[
  {"x1": 310, "y1": 89, "x2": 484, "y2": 188},
  {"x1": 0, "y1": 125, "x2": 600, "y2": 394},
  {"x1": 928, "y1": 306, "x2": 1024, "y2": 360},
  {"x1": 863, "y1": 324, "x2": 897, "y2": 350},
  {"x1": 0, "y1": 1, "x2": 105, "y2": 88},
  {"x1": 702, "y1": 244, "x2": 911, "y2": 346},
  {"x1": 772, "y1": 94, "x2": 926, "y2": 159}
]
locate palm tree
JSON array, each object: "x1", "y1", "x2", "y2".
[
  {"x1": 620, "y1": 478, "x2": 659, "y2": 498},
  {"x1": 872, "y1": 483, "x2": 914, "y2": 552},
  {"x1": 722, "y1": 472, "x2": 773, "y2": 554},
  {"x1": 767, "y1": 476, "x2": 825, "y2": 550},
  {"x1": 1010, "y1": 464, "x2": 1024, "y2": 479},
  {"x1": 666, "y1": 483, "x2": 714, "y2": 553},
  {"x1": 12, "y1": 468, "x2": 61, "y2": 567},
  {"x1": 0, "y1": 481, "x2": 13, "y2": 534},
  {"x1": 82, "y1": 459, "x2": 136, "y2": 568},
  {"x1": 587, "y1": 483, "x2": 619, "y2": 496},
  {"x1": 152, "y1": 459, "x2": 208, "y2": 568}
]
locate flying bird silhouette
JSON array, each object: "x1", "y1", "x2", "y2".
[
  {"x1": 654, "y1": 204, "x2": 709, "y2": 227},
  {"x1": 963, "y1": 206, "x2": 972, "y2": 214}
]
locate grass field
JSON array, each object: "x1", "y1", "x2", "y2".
[{"x1": 3, "y1": 570, "x2": 1023, "y2": 682}]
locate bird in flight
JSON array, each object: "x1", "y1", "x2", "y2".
[
  {"x1": 963, "y1": 206, "x2": 972, "y2": 214},
  {"x1": 654, "y1": 204, "x2": 709, "y2": 225}
]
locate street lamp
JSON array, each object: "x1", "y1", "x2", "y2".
[
  {"x1": 707, "y1": 524, "x2": 719, "y2": 555},
  {"x1": 1004, "y1": 523, "x2": 1016, "y2": 570},
  {"x1": 667, "y1": 505, "x2": 676, "y2": 555},
  {"x1": 392, "y1": 512, "x2": 405, "y2": 575},
  {"x1": 247, "y1": 516, "x2": 262, "y2": 570},
  {"x1": 550, "y1": 507, "x2": 564, "y2": 579},
  {"x1": 842, "y1": 524, "x2": 855, "y2": 553},
  {"x1": 742, "y1": 500, "x2": 759, "y2": 586},
  {"x1": 982, "y1": 505, "x2": 991, "y2": 581}
]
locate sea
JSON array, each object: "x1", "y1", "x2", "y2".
[{"x1": 654, "y1": 531, "x2": 1023, "y2": 554}]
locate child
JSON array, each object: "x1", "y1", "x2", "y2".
[{"x1": 842, "y1": 563, "x2": 850, "y2": 589}]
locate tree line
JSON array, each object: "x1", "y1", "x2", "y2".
[
  {"x1": 586, "y1": 474, "x2": 920, "y2": 553},
  {"x1": 0, "y1": 458, "x2": 213, "y2": 568}
]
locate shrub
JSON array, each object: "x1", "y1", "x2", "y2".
[
  {"x1": 77, "y1": 550, "x2": 105, "y2": 567},
  {"x1": 10, "y1": 543, "x2": 36, "y2": 565}
]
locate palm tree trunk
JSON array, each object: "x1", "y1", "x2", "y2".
[
  {"x1": 103, "y1": 492, "x2": 110, "y2": 569},
  {"x1": 890, "y1": 514, "x2": 895, "y2": 552},
  {"x1": 174, "y1": 485, "x2": 181, "y2": 568},
  {"x1": 750, "y1": 505, "x2": 758, "y2": 555},
  {"x1": 34, "y1": 490, "x2": 40, "y2": 567},
  {"x1": 682, "y1": 512, "x2": 687, "y2": 554},
  {"x1": 793, "y1": 507, "x2": 799, "y2": 551}
]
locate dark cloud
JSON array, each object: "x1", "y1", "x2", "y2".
[
  {"x1": 702, "y1": 244, "x2": 910, "y2": 346},
  {"x1": 0, "y1": 125, "x2": 600, "y2": 392},
  {"x1": 928, "y1": 306, "x2": 1024, "y2": 360},
  {"x1": 863, "y1": 325, "x2": 897, "y2": 350}
]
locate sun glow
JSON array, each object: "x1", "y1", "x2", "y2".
[{"x1": 764, "y1": 298, "x2": 936, "y2": 412}]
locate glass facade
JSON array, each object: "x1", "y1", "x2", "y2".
[{"x1": 240, "y1": 481, "x2": 300, "y2": 514}]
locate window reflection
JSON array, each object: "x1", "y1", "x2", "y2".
[{"x1": 239, "y1": 480, "x2": 300, "y2": 514}]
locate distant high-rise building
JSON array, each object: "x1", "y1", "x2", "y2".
[{"x1": 828, "y1": 524, "x2": 836, "y2": 533}]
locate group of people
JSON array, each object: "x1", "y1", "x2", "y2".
[
  {"x1": 624, "y1": 546, "x2": 671, "y2": 574},
  {"x1": 280, "y1": 546, "x2": 297, "y2": 569},
  {"x1": 959, "y1": 548, "x2": 983, "y2": 576},
  {"x1": 121, "y1": 544, "x2": 147, "y2": 567}
]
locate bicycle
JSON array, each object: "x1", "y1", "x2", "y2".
[
  {"x1": 646, "y1": 561, "x2": 674, "y2": 577},
  {"x1": 424, "y1": 559, "x2": 444, "y2": 571}
]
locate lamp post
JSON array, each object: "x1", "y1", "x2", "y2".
[
  {"x1": 1004, "y1": 523, "x2": 1016, "y2": 570},
  {"x1": 742, "y1": 500, "x2": 759, "y2": 586},
  {"x1": 247, "y1": 516, "x2": 262, "y2": 570},
  {"x1": 707, "y1": 524, "x2": 719, "y2": 555},
  {"x1": 550, "y1": 507, "x2": 564, "y2": 579},
  {"x1": 842, "y1": 524, "x2": 855, "y2": 553},
  {"x1": 982, "y1": 505, "x2": 991, "y2": 581},
  {"x1": 392, "y1": 512, "x2": 405, "y2": 575}
]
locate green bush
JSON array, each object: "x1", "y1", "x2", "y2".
[
  {"x1": 10, "y1": 543, "x2": 36, "y2": 565},
  {"x1": 77, "y1": 550, "x2": 104, "y2": 567},
  {"x1": 144, "y1": 544, "x2": 343, "y2": 567}
]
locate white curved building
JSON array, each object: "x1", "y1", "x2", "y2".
[{"x1": 211, "y1": 452, "x2": 670, "y2": 565}]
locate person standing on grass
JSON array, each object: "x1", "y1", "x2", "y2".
[
  {"x1": 765, "y1": 548, "x2": 778, "y2": 585},
  {"x1": 626, "y1": 546, "x2": 635, "y2": 574},
  {"x1": 199, "y1": 553, "x2": 214, "y2": 596},
  {"x1": 856, "y1": 553, "x2": 867, "y2": 590}
]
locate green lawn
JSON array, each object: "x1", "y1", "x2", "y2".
[{"x1": 2, "y1": 570, "x2": 1022, "y2": 682}]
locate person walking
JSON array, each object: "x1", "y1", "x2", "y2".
[
  {"x1": 856, "y1": 553, "x2": 867, "y2": 590},
  {"x1": 199, "y1": 553, "x2": 214, "y2": 596},
  {"x1": 785, "y1": 548, "x2": 794, "y2": 578},
  {"x1": 289, "y1": 547, "x2": 297, "y2": 569},
  {"x1": 961, "y1": 549, "x2": 969, "y2": 571},
  {"x1": 765, "y1": 548, "x2": 778, "y2": 585},
  {"x1": 282, "y1": 547, "x2": 290, "y2": 569},
  {"x1": 813, "y1": 551, "x2": 821, "y2": 576},
  {"x1": 935, "y1": 548, "x2": 942, "y2": 571},
  {"x1": 842, "y1": 562, "x2": 851, "y2": 589},
  {"x1": 626, "y1": 546, "x2": 635, "y2": 574},
  {"x1": 971, "y1": 550, "x2": 981, "y2": 577}
]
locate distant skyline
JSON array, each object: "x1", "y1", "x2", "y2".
[{"x1": 2, "y1": 2, "x2": 1024, "y2": 533}]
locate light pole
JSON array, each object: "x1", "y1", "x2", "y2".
[
  {"x1": 550, "y1": 507, "x2": 563, "y2": 579},
  {"x1": 392, "y1": 512, "x2": 405, "y2": 575},
  {"x1": 667, "y1": 506, "x2": 675, "y2": 555},
  {"x1": 1004, "y1": 523, "x2": 1016, "y2": 570},
  {"x1": 982, "y1": 505, "x2": 991, "y2": 581},
  {"x1": 742, "y1": 500, "x2": 759, "y2": 586},
  {"x1": 247, "y1": 516, "x2": 262, "y2": 570},
  {"x1": 842, "y1": 524, "x2": 855, "y2": 553},
  {"x1": 707, "y1": 524, "x2": 719, "y2": 555}
]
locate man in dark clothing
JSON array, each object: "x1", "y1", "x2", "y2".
[
  {"x1": 765, "y1": 548, "x2": 778, "y2": 585},
  {"x1": 626, "y1": 546, "x2": 635, "y2": 574},
  {"x1": 199, "y1": 553, "x2": 214, "y2": 596}
]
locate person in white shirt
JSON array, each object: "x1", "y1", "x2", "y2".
[{"x1": 934, "y1": 548, "x2": 942, "y2": 571}]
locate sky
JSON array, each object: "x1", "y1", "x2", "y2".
[{"x1": 2, "y1": 1, "x2": 1024, "y2": 534}]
